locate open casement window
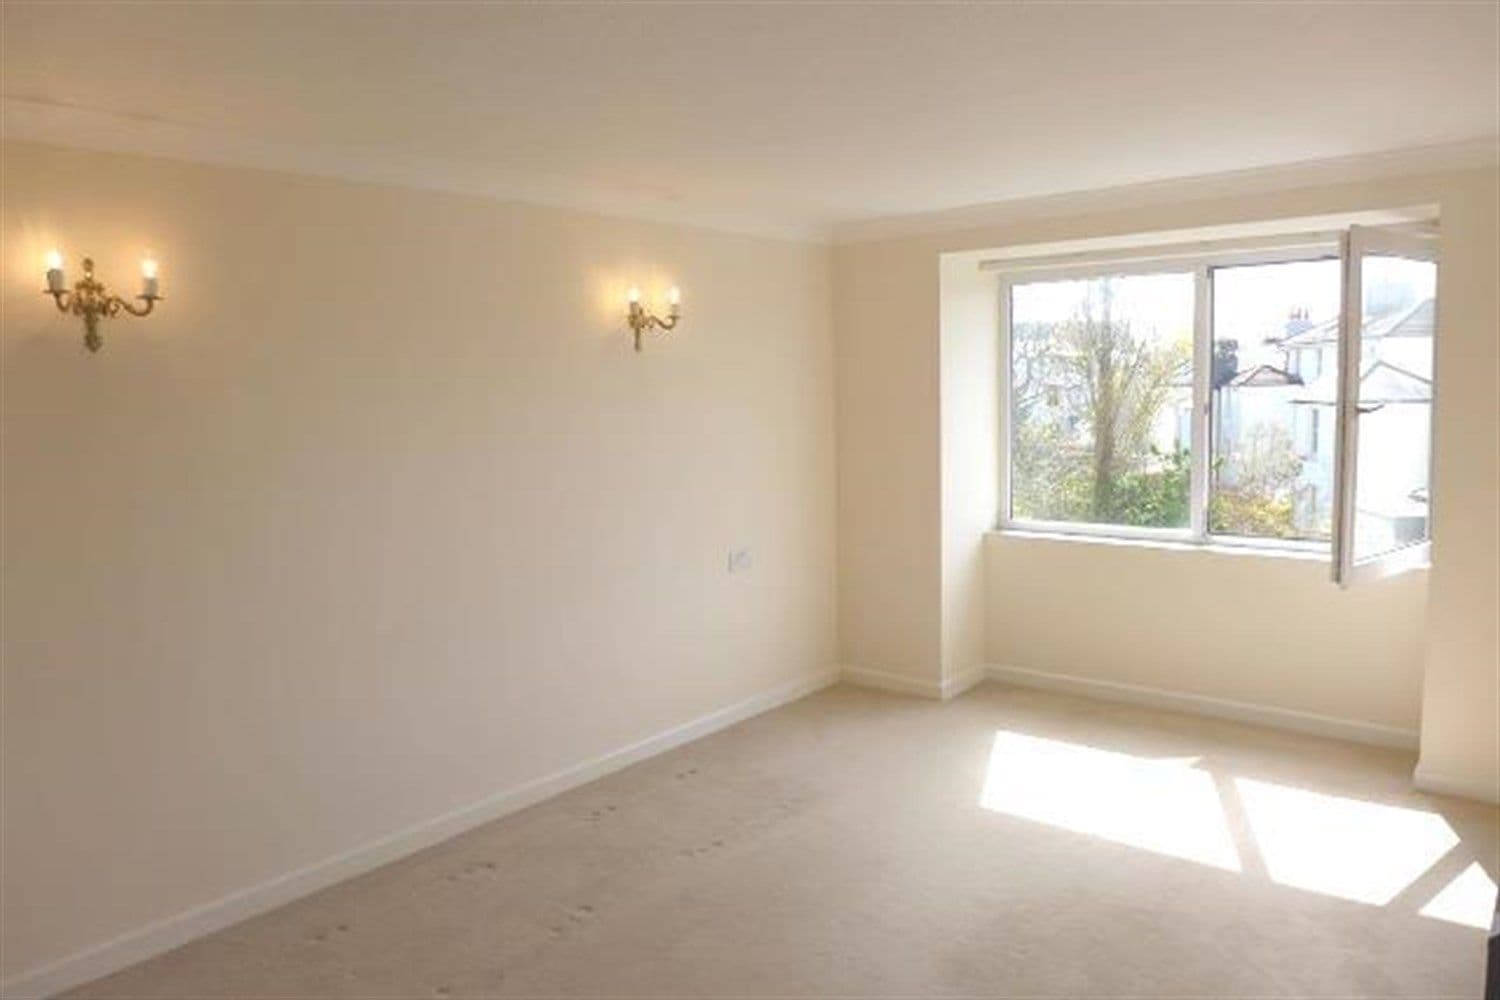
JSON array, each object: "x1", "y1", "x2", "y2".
[
  {"x1": 995, "y1": 219, "x2": 1439, "y2": 586},
  {"x1": 1332, "y1": 225, "x2": 1439, "y2": 586}
]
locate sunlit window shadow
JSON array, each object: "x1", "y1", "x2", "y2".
[
  {"x1": 1234, "y1": 777, "x2": 1459, "y2": 905},
  {"x1": 978, "y1": 729, "x2": 1486, "y2": 921},
  {"x1": 1419, "y1": 862, "x2": 1498, "y2": 930},
  {"x1": 979, "y1": 731, "x2": 1241, "y2": 871}
]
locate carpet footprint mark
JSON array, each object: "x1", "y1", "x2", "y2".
[
  {"x1": 448, "y1": 861, "x2": 500, "y2": 883},
  {"x1": 306, "y1": 923, "x2": 350, "y2": 944}
]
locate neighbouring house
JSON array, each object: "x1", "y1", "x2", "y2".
[{"x1": 1208, "y1": 297, "x2": 1436, "y2": 544}]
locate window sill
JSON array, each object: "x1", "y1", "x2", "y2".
[{"x1": 988, "y1": 527, "x2": 1332, "y2": 562}]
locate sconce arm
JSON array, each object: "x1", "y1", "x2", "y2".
[{"x1": 114, "y1": 296, "x2": 158, "y2": 318}]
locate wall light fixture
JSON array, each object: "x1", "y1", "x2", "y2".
[
  {"x1": 626, "y1": 285, "x2": 681, "y2": 352},
  {"x1": 44, "y1": 251, "x2": 163, "y2": 353}
]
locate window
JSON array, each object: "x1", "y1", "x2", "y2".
[
  {"x1": 1009, "y1": 272, "x2": 1194, "y2": 531},
  {"x1": 1334, "y1": 228, "x2": 1437, "y2": 585},
  {"x1": 1209, "y1": 258, "x2": 1340, "y2": 543},
  {"x1": 998, "y1": 224, "x2": 1438, "y2": 584}
]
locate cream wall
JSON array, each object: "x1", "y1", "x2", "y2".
[
  {"x1": 937, "y1": 254, "x2": 998, "y2": 692},
  {"x1": 1, "y1": 141, "x2": 836, "y2": 984},
  {"x1": 835, "y1": 165, "x2": 1498, "y2": 790},
  {"x1": 833, "y1": 241, "x2": 941, "y2": 680},
  {"x1": 1414, "y1": 175, "x2": 1500, "y2": 799},
  {"x1": 987, "y1": 535, "x2": 1428, "y2": 733}
]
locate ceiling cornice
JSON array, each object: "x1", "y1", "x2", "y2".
[
  {"x1": 0, "y1": 96, "x2": 830, "y2": 244},
  {"x1": 830, "y1": 137, "x2": 1500, "y2": 246}
]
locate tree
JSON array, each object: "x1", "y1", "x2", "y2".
[
  {"x1": 1059, "y1": 281, "x2": 1188, "y2": 524},
  {"x1": 1064, "y1": 282, "x2": 1186, "y2": 519},
  {"x1": 1011, "y1": 278, "x2": 1190, "y2": 527}
]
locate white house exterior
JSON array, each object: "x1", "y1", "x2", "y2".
[{"x1": 1206, "y1": 297, "x2": 1435, "y2": 543}]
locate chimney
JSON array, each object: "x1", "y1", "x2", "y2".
[{"x1": 1285, "y1": 306, "x2": 1312, "y2": 336}]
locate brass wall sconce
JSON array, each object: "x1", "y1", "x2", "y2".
[
  {"x1": 44, "y1": 251, "x2": 163, "y2": 353},
  {"x1": 626, "y1": 285, "x2": 681, "y2": 351}
]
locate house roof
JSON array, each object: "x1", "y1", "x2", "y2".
[
  {"x1": 1291, "y1": 360, "x2": 1432, "y2": 406},
  {"x1": 1225, "y1": 364, "x2": 1304, "y2": 388},
  {"x1": 1357, "y1": 360, "x2": 1433, "y2": 403},
  {"x1": 1274, "y1": 298, "x2": 1434, "y2": 348}
]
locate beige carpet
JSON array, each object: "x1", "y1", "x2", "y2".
[{"x1": 67, "y1": 683, "x2": 1498, "y2": 998}]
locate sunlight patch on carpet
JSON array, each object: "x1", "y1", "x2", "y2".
[
  {"x1": 1418, "y1": 862, "x2": 1497, "y2": 930},
  {"x1": 1236, "y1": 778, "x2": 1458, "y2": 905},
  {"x1": 980, "y1": 731, "x2": 1240, "y2": 871}
]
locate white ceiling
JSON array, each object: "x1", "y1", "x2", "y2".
[{"x1": 3, "y1": 2, "x2": 1496, "y2": 241}]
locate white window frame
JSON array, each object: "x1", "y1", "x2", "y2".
[
  {"x1": 996, "y1": 228, "x2": 1434, "y2": 571},
  {"x1": 1332, "y1": 225, "x2": 1440, "y2": 585}
]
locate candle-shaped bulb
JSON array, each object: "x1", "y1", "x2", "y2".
[
  {"x1": 140, "y1": 256, "x2": 160, "y2": 299},
  {"x1": 667, "y1": 286, "x2": 681, "y2": 308},
  {"x1": 45, "y1": 249, "x2": 66, "y2": 292},
  {"x1": 627, "y1": 286, "x2": 641, "y2": 305}
]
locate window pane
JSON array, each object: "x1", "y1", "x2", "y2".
[
  {"x1": 1209, "y1": 259, "x2": 1341, "y2": 541},
  {"x1": 1352, "y1": 255, "x2": 1435, "y2": 562},
  {"x1": 1009, "y1": 272, "x2": 1194, "y2": 529}
]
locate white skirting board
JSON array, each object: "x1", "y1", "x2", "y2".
[
  {"x1": 982, "y1": 664, "x2": 1420, "y2": 750},
  {"x1": 844, "y1": 662, "x2": 1420, "y2": 750},
  {"x1": 2, "y1": 668, "x2": 840, "y2": 1000},
  {"x1": 839, "y1": 664, "x2": 986, "y2": 701}
]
